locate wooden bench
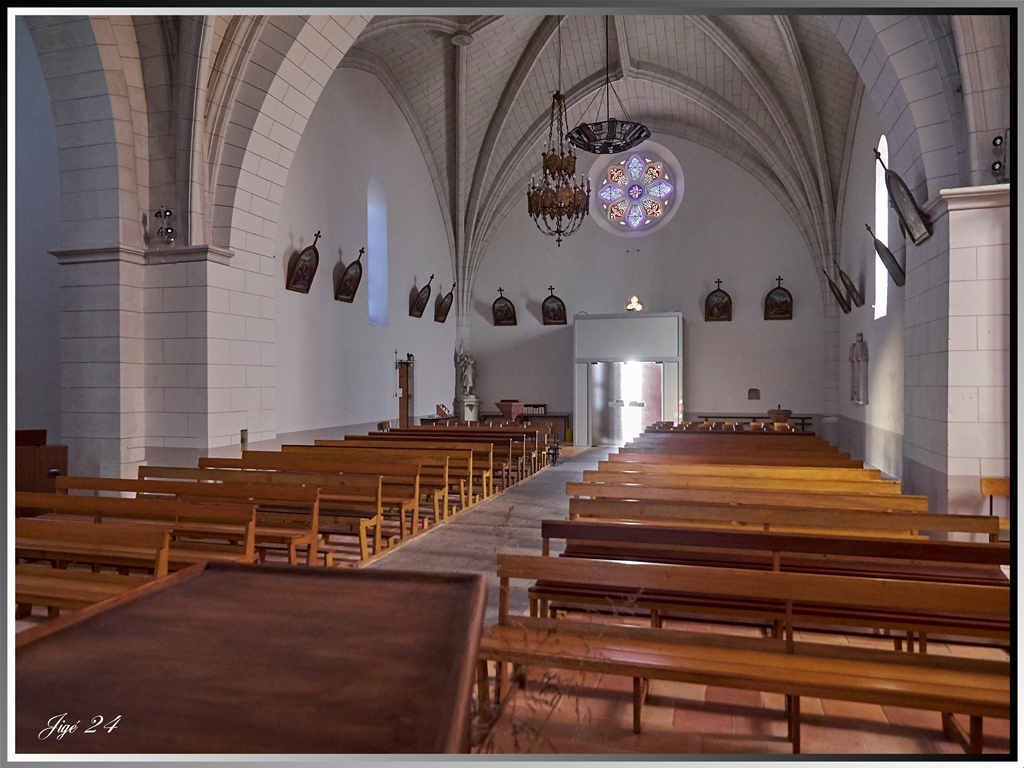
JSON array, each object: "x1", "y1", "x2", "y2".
[
  {"x1": 327, "y1": 436, "x2": 494, "y2": 501},
  {"x1": 385, "y1": 427, "x2": 539, "y2": 481},
  {"x1": 201, "y1": 454, "x2": 422, "y2": 541},
  {"x1": 477, "y1": 554, "x2": 1010, "y2": 753},
  {"x1": 582, "y1": 468, "x2": 903, "y2": 495},
  {"x1": 568, "y1": 498, "x2": 1004, "y2": 542},
  {"x1": 56, "y1": 475, "x2": 324, "y2": 566},
  {"x1": 282, "y1": 444, "x2": 460, "y2": 517},
  {"x1": 138, "y1": 465, "x2": 387, "y2": 563},
  {"x1": 612, "y1": 450, "x2": 865, "y2": 468},
  {"x1": 981, "y1": 477, "x2": 1011, "y2": 541},
  {"x1": 16, "y1": 491, "x2": 258, "y2": 569},
  {"x1": 565, "y1": 481, "x2": 930, "y2": 513},
  {"x1": 600, "y1": 459, "x2": 884, "y2": 481},
  {"x1": 16, "y1": 519, "x2": 171, "y2": 619},
  {"x1": 536, "y1": 518, "x2": 1010, "y2": 649}
]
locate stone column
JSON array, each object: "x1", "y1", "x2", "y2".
[{"x1": 53, "y1": 247, "x2": 146, "y2": 478}]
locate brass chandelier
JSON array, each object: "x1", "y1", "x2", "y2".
[{"x1": 527, "y1": 17, "x2": 590, "y2": 246}]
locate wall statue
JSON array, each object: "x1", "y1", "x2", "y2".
[
  {"x1": 456, "y1": 346, "x2": 477, "y2": 397},
  {"x1": 849, "y1": 333, "x2": 868, "y2": 405}
]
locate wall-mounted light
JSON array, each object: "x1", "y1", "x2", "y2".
[
  {"x1": 991, "y1": 132, "x2": 1009, "y2": 183},
  {"x1": 154, "y1": 206, "x2": 175, "y2": 245},
  {"x1": 625, "y1": 295, "x2": 643, "y2": 311}
]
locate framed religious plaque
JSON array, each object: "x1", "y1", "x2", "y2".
[
  {"x1": 704, "y1": 279, "x2": 732, "y2": 322},
  {"x1": 435, "y1": 282, "x2": 455, "y2": 323},
  {"x1": 410, "y1": 274, "x2": 433, "y2": 318},
  {"x1": 334, "y1": 247, "x2": 364, "y2": 303},
  {"x1": 764, "y1": 276, "x2": 793, "y2": 320},
  {"x1": 541, "y1": 286, "x2": 566, "y2": 325},
  {"x1": 491, "y1": 287, "x2": 517, "y2": 326},
  {"x1": 286, "y1": 231, "x2": 320, "y2": 294}
]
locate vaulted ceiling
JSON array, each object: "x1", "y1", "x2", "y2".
[{"x1": 340, "y1": 14, "x2": 866, "y2": 309}]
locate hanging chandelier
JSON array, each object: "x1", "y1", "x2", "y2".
[
  {"x1": 567, "y1": 16, "x2": 651, "y2": 155},
  {"x1": 527, "y1": 17, "x2": 590, "y2": 246}
]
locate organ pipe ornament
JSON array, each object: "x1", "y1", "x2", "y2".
[
  {"x1": 874, "y1": 148, "x2": 932, "y2": 246},
  {"x1": 526, "y1": 18, "x2": 589, "y2": 246},
  {"x1": 865, "y1": 224, "x2": 906, "y2": 287}
]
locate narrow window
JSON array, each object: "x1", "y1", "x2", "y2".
[
  {"x1": 874, "y1": 135, "x2": 888, "y2": 319},
  {"x1": 367, "y1": 176, "x2": 388, "y2": 326}
]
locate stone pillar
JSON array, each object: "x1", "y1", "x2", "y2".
[
  {"x1": 940, "y1": 185, "x2": 1010, "y2": 519},
  {"x1": 53, "y1": 247, "x2": 146, "y2": 478},
  {"x1": 905, "y1": 184, "x2": 1009, "y2": 529}
]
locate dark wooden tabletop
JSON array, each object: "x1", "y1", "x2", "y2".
[{"x1": 16, "y1": 562, "x2": 487, "y2": 755}]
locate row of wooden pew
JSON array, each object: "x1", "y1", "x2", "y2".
[
  {"x1": 14, "y1": 422, "x2": 553, "y2": 623},
  {"x1": 476, "y1": 429, "x2": 1010, "y2": 754}
]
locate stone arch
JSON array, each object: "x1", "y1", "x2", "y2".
[
  {"x1": 825, "y1": 15, "x2": 961, "y2": 203},
  {"x1": 24, "y1": 15, "x2": 149, "y2": 251}
]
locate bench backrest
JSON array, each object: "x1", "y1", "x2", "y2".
[
  {"x1": 582, "y1": 469, "x2": 902, "y2": 495},
  {"x1": 598, "y1": 460, "x2": 883, "y2": 481},
  {"x1": 568, "y1": 498, "x2": 1002, "y2": 540},
  {"x1": 541, "y1": 519, "x2": 1011, "y2": 567},
  {"x1": 565, "y1": 481, "x2": 929, "y2": 512},
  {"x1": 15, "y1": 491, "x2": 257, "y2": 559},
  {"x1": 16, "y1": 518, "x2": 171, "y2": 577},
  {"x1": 495, "y1": 554, "x2": 1010, "y2": 623},
  {"x1": 609, "y1": 451, "x2": 864, "y2": 468}
]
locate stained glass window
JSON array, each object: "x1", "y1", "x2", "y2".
[{"x1": 596, "y1": 154, "x2": 675, "y2": 230}]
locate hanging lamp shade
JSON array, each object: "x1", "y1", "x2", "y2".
[{"x1": 567, "y1": 16, "x2": 651, "y2": 155}]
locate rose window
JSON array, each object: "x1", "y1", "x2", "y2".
[{"x1": 597, "y1": 154, "x2": 675, "y2": 229}]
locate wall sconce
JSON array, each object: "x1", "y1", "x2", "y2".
[
  {"x1": 154, "y1": 206, "x2": 175, "y2": 245},
  {"x1": 625, "y1": 295, "x2": 643, "y2": 311},
  {"x1": 991, "y1": 132, "x2": 1009, "y2": 183}
]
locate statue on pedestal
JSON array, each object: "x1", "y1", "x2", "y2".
[
  {"x1": 849, "y1": 333, "x2": 868, "y2": 405},
  {"x1": 455, "y1": 343, "x2": 480, "y2": 421}
]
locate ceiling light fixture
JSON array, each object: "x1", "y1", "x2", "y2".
[
  {"x1": 526, "y1": 16, "x2": 590, "y2": 246},
  {"x1": 567, "y1": 16, "x2": 651, "y2": 155}
]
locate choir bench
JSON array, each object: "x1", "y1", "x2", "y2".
[{"x1": 477, "y1": 554, "x2": 1010, "y2": 754}]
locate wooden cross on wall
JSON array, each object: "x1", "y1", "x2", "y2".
[
  {"x1": 715, "y1": 279, "x2": 723, "y2": 289},
  {"x1": 776, "y1": 275, "x2": 784, "y2": 287}
]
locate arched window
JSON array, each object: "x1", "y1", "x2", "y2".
[
  {"x1": 874, "y1": 135, "x2": 888, "y2": 320},
  {"x1": 367, "y1": 176, "x2": 388, "y2": 326}
]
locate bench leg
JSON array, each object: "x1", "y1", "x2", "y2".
[
  {"x1": 529, "y1": 597, "x2": 538, "y2": 617},
  {"x1": 919, "y1": 632, "x2": 927, "y2": 653},
  {"x1": 47, "y1": 605, "x2": 60, "y2": 620},
  {"x1": 358, "y1": 524, "x2": 369, "y2": 562},
  {"x1": 306, "y1": 538, "x2": 318, "y2": 567},
  {"x1": 374, "y1": 516, "x2": 383, "y2": 554},
  {"x1": 942, "y1": 712, "x2": 984, "y2": 754},
  {"x1": 495, "y1": 661, "x2": 506, "y2": 704},
  {"x1": 287, "y1": 543, "x2": 298, "y2": 566},
  {"x1": 477, "y1": 659, "x2": 492, "y2": 722},
  {"x1": 786, "y1": 695, "x2": 800, "y2": 753},
  {"x1": 632, "y1": 677, "x2": 649, "y2": 734},
  {"x1": 906, "y1": 632, "x2": 914, "y2": 653},
  {"x1": 15, "y1": 603, "x2": 32, "y2": 620},
  {"x1": 650, "y1": 610, "x2": 662, "y2": 629}
]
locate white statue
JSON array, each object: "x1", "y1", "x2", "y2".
[
  {"x1": 849, "y1": 333, "x2": 868, "y2": 405},
  {"x1": 456, "y1": 344, "x2": 477, "y2": 397}
]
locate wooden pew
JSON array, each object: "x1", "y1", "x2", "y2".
[
  {"x1": 282, "y1": 444, "x2": 462, "y2": 516},
  {"x1": 201, "y1": 453, "x2": 422, "y2": 541},
  {"x1": 568, "y1": 497, "x2": 1002, "y2": 541},
  {"x1": 322, "y1": 436, "x2": 494, "y2": 501},
  {"x1": 599, "y1": 459, "x2": 884, "y2": 481},
  {"x1": 565, "y1": 481, "x2": 930, "y2": 513},
  {"x1": 536, "y1": 518, "x2": 1010, "y2": 649},
  {"x1": 16, "y1": 519, "x2": 172, "y2": 619},
  {"x1": 611, "y1": 450, "x2": 865, "y2": 468},
  {"x1": 16, "y1": 491, "x2": 258, "y2": 569},
  {"x1": 582, "y1": 468, "x2": 903, "y2": 495},
  {"x1": 137, "y1": 465, "x2": 387, "y2": 563},
  {"x1": 55, "y1": 476, "x2": 324, "y2": 567},
  {"x1": 384, "y1": 427, "x2": 538, "y2": 481},
  {"x1": 477, "y1": 554, "x2": 1010, "y2": 753}
]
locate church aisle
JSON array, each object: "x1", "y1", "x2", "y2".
[{"x1": 366, "y1": 446, "x2": 611, "y2": 626}]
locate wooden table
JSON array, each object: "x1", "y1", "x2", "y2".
[{"x1": 16, "y1": 562, "x2": 487, "y2": 754}]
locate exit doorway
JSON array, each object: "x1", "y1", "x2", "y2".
[{"x1": 588, "y1": 361, "x2": 663, "y2": 446}]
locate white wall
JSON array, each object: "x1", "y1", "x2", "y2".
[
  {"x1": 14, "y1": 17, "x2": 62, "y2": 442},
  {"x1": 470, "y1": 134, "x2": 825, "y2": 421},
  {"x1": 836, "y1": 87, "x2": 905, "y2": 478},
  {"x1": 273, "y1": 68, "x2": 455, "y2": 434}
]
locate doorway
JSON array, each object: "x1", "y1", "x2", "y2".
[{"x1": 588, "y1": 361, "x2": 663, "y2": 446}]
